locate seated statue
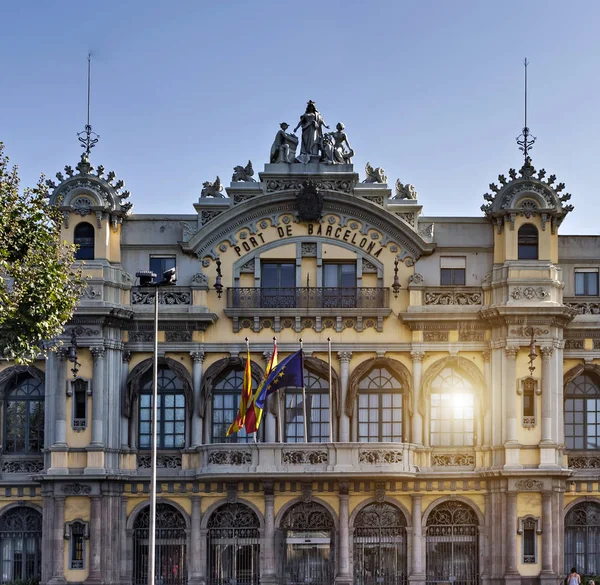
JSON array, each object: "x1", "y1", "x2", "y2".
[
  {"x1": 321, "y1": 122, "x2": 354, "y2": 165},
  {"x1": 270, "y1": 123, "x2": 299, "y2": 164}
]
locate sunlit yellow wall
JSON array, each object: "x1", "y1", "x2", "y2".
[
  {"x1": 64, "y1": 497, "x2": 91, "y2": 582},
  {"x1": 494, "y1": 216, "x2": 558, "y2": 264}
]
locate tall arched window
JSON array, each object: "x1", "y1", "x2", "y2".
[
  {"x1": 565, "y1": 373, "x2": 600, "y2": 450},
  {"x1": 358, "y1": 367, "x2": 403, "y2": 442},
  {"x1": 430, "y1": 368, "x2": 474, "y2": 447},
  {"x1": 138, "y1": 367, "x2": 185, "y2": 449},
  {"x1": 4, "y1": 374, "x2": 44, "y2": 454},
  {"x1": 285, "y1": 368, "x2": 329, "y2": 443},
  {"x1": 565, "y1": 502, "x2": 600, "y2": 575},
  {"x1": 74, "y1": 222, "x2": 95, "y2": 260},
  {"x1": 518, "y1": 224, "x2": 538, "y2": 260},
  {"x1": 212, "y1": 369, "x2": 255, "y2": 443},
  {"x1": 0, "y1": 506, "x2": 42, "y2": 583}
]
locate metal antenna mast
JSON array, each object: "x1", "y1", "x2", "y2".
[
  {"x1": 516, "y1": 58, "x2": 536, "y2": 160},
  {"x1": 77, "y1": 53, "x2": 99, "y2": 154}
]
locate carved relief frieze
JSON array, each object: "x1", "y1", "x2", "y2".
[
  {"x1": 359, "y1": 449, "x2": 403, "y2": 464},
  {"x1": 129, "y1": 331, "x2": 154, "y2": 343},
  {"x1": 564, "y1": 339, "x2": 585, "y2": 350},
  {"x1": 1, "y1": 459, "x2": 44, "y2": 473},
  {"x1": 458, "y1": 330, "x2": 485, "y2": 342},
  {"x1": 131, "y1": 290, "x2": 191, "y2": 305},
  {"x1": 62, "y1": 483, "x2": 92, "y2": 495},
  {"x1": 282, "y1": 450, "x2": 328, "y2": 465},
  {"x1": 569, "y1": 456, "x2": 600, "y2": 469},
  {"x1": 431, "y1": 453, "x2": 475, "y2": 467},
  {"x1": 207, "y1": 451, "x2": 252, "y2": 466},
  {"x1": 423, "y1": 331, "x2": 449, "y2": 342},
  {"x1": 164, "y1": 330, "x2": 192, "y2": 343},
  {"x1": 515, "y1": 479, "x2": 543, "y2": 491},
  {"x1": 566, "y1": 302, "x2": 600, "y2": 315},
  {"x1": 265, "y1": 178, "x2": 355, "y2": 194},
  {"x1": 510, "y1": 287, "x2": 549, "y2": 301},
  {"x1": 138, "y1": 455, "x2": 182, "y2": 469},
  {"x1": 424, "y1": 291, "x2": 482, "y2": 305}
]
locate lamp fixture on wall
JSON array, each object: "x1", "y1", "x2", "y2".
[
  {"x1": 526, "y1": 328, "x2": 537, "y2": 376},
  {"x1": 214, "y1": 259, "x2": 223, "y2": 299},
  {"x1": 67, "y1": 331, "x2": 81, "y2": 380},
  {"x1": 392, "y1": 258, "x2": 402, "y2": 299}
]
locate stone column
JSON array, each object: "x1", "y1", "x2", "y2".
[
  {"x1": 482, "y1": 350, "x2": 492, "y2": 447},
  {"x1": 87, "y1": 496, "x2": 102, "y2": 583},
  {"x1": 119, "y1": 497, "x2": 128, "y2": 585},
  {"x1": 54, "y1": 350, "x2": 68, "y2": 446},
  {"x1": 411, "y1": 352, "x2": 424, "y2": 445},
  {"x1": 540, "y1": 492, "x2": 553, "y2": 576},
  {"x1": 189, "y1": 496, "x2": 202, "y2": 585},
  {"x1": 190, "y1": 351, "x2": 205, "y2": 447},
  {"x1": 41, "y1": 490, "x2": 55, "y2": 585},
  {"x1": 410, "y1": 494, "x2": 424, "y2": 582},
  {"x1": 198, "y1": 528, "x2": 208, "y2": 585},
  {"x1": 51, "y1": 496, "x2": 66, "y2": 584},
  {"x1": 261, "y1": 482, "x2": 277, "y2": 585},
  {"x1": 120, "y1": 351, "x2": 131, "y2": 449},
  {"x1": 90, "y1": 348, "x2": 106, "y2": 446},
  {"x1": 505, "y1": 492, "x2": 519, "y2": 582},
  {"x1": 504, "y1": 347, "x2": 519, "y2": 444},
  {"x1": 540, "y1": 347, "x2": 553, "y2": 444},
  {"x1": 338, "y1": 352, "x2": 352, "y2": 443},
  {"x1": 336, "y1": 482, "x2": 351, "y2": 585}
]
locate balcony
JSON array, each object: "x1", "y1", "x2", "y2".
[{"x1": 224, "y1": 287, "x2": 391, "y2": 333}]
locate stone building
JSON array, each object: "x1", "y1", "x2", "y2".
[{"x1": 1, "y1": 102, "x2": 600, "y2": 585}]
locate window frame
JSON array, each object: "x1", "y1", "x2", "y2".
[
  {"x1": 518, "y1": 516, "x2": 540, "y2": 565},
  {"x1": 74, "y1": 222, "x2": 95, "y2": 260},
  {"x1": 68, "y1": 377, "x2": 91, "y2": 432},
  {"x1": 575, "y1": 269, "x2": 599, "y2": 297},
  {"x1": 564, "y1": 373, "x2": 600, "y2": 450},
  {"x1": 517, "y1": 224, "x2": 539, "y2": 260},
  {"x1": 64, "y1": 519, "x2": 89, "y2": 570},
  {"x1": 149, "y1": 256, "x2": 176, "y2": 284},
  {"x1": 440, "y1": 257, "x2": 466, "y2": 286}
]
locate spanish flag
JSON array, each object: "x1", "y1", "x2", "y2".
[
  {"x1": 244, "y1": 341, "x2": 278, "y2": 434},
  {"x1": 226, "y1": 347, "x2": 252, "y2": 436}
]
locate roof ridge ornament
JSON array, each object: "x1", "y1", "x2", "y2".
[
  {"x1": 76, "y1": 54, "x2": 99, "y2": 156},
  {"x1": 515, "y1": 58, "x2": 536, "y2": 162}
]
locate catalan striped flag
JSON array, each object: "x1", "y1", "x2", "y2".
[
  {"x1": 244, "y1": 340, "x2": 278, "y2": 434},
  {"x1": 226, "y1": 346, "x2": 252, "y2": 436}
]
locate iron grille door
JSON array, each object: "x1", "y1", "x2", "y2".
[{"x1": 285, "y1": 534, "x2": 332, "y2": 585}]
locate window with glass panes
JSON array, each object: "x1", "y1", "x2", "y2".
[
  {"x1": 285, "y1": 370, "x2": 329, "y2": 442},
  {"x1": 261, "y1": 263, "x2": 296, "y2": 308},
  {"x1": 565, "y1": 373, "x2": 600, "y2": 450},
  {"x1": 358, "y1": 367, "x2": 403, "y2": 442},
  {"x1": 575, "y1": 270, "x2": 599, "y2": 296},
  {"x1": 4, "y1": 374, "x2": 44, "y2": 454},
  {"x1": 212, "y1": 369, "x2": 255, "y2": 443},
  {"x1": 149, "y1": 256, "x2": 176, "y2": 283},
  {"x1": 138, "y1": 368, "x2": 185, "y2": 449},
  {"x1": 323, "y1": 263, "x2": 357, "y2": 308},
  {"x1": 70, "y1": 522, "x2": 86, "y2": 569},
  {"x1": 430, "y1": 368, "x2": 474, "y2": 447}
]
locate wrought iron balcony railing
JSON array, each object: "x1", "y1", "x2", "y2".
[{"x1": 226, "y1": 287, "x2": 389, "y2": 310}]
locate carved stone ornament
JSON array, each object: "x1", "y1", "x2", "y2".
[
  {"x1": 363, "y1": 162, "x2": 387, "y2": 184},
  {"x1": 407, "y1": 273, "x2": 424, "y2": 286},
  {"x1": 200, "y1": 176, "x2": 225, "y2": 198},
  {"x1": 510, "y1": 287, "x2": 549, "y2": 300},
  {"x1": 131, "y1": 290, "x2": 191, "y2": 305},
  {"x1": 301, "y1": 482, "x2": 313, "y2": 504},
  {"x1": 165, "y1": 330, "x2": 192, "y2": 343},
  {"x1": 296, "y1": 181, "x2": 324, "y2": 222},
  {"x1": 424, "y1": 291, "x2": 482, "y2": 305},
  {"x1": 459, "y1": 330, "x2": 485, "y2": 342},
  {"x1": 359, "y1": 449, "x2": 403, "y2": 464},
  {"x1": 514, "y1": 478, "x2": 543, "y2": 491},
  {"x1": 138, "y1": 455, "x2": 182, "y2": 469},
  {"x1": 129, "y1": 331, "x2": 154, "y2": 343},
  {"x1": 423, "y1": 331, "x2": 449, "y2": 342},
  {"x1": 431, "y1": 453, "x2": 475, "y2": 467},
  {"x1": 282, "y1": 450, "x2": 328, "y2": 465},
  {"x1": 394, "y1": 179, "x2": 417, "y2": 200},
  {"x1": 568, "y1": 456, "x2": 600, "y2": 469},
  {"x1": 207, "y1": 451, "x2": 252, "y2": 466},
  {"x1": 566, "y1": 302, "x2": 600, "y2": 315},
  {"x1": 565, "y1": 339, "x2": 585, "y2": 350},
  {"x1": 226, "y1": 482, "x2": 239, "y2": 503},
  {"x1": 265, "y1": 178, "x2": 354, "y2": 194},
  {"x1": 232, "y1": 161, "x2": 256, "y2": 182},
  {"x1": 62, "y1": 483, "x2": 92, "y2": 495},
  {"x1": 191, "y1": 272, "x2": 208, "y2": 287},
  {"x1": 1, "y1": 459, "x2": 44, "y2": 473},
  {"x1": 374, "y1": 482, "x2": 386, "y2": 502}
]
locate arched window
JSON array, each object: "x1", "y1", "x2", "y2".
[
  {"x1": 430, "y1": 368, "x2": 474, "y2": 447},
  {"x1": 354, "y1": 502, "x2": 407, "y2": 585},
  {"x1": 212, "y1": 369, "x2": 255, "y2": 444},
  {"x1": 0, "y1": 506, "x2": 42, "y2": 582},
  {"x1": 133, "y1": 503, "x2": 187, "y2": 585},
  {"x1": 426, "y1": 501, "x2": 479, "y2": 585},
  {"x1": 358, "y1": 367, "x2": 403, "y2": 442},
  {"x1": 207, "y1": 503, "x2": 260, "y2": 585},
  {"x1": 74, "y1": 222, "x2": 95, "y2": 260},
  {"x1": 565, "y1": 502, "x2": 600, "y2": 575},
  {"x1": 285, "y1": 368, "x2": 329, "y2": 443},
  {"x1": 138, "y1": 367, "x2": 185, "y2": 449},
  {"x1": 4, "y1": 374, "x2": 44, "y2": 454},
  {"x1": 565, "y1": 373, "x2": 600, "y2": 450},
  {"x1": 518, "y1": 224, "x2": 538, "y2": 260}
]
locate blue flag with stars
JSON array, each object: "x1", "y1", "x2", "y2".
[{"x1": 254, "y1": 349, "x2": 304, "y2": 410}]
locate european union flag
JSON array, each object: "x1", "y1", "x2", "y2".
[{"x1": 254, "y1": 349, "x2": 304, "y2": 410}]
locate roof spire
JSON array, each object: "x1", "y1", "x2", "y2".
[
  {"x1": 516, "y1": 58, "x2": 536, "y2": 161},
  {"x1": 77, "y1": 53, "x2": 99, "y2": 156}
]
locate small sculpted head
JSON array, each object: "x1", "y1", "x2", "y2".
[
  {"x1": 280, "y1": 122, "x2": 289, "y2": 130},
  {"x1": 336, "y1": 122, "x2": 345, "y2": 131}
]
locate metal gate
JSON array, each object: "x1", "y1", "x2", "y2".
[
  {"x1": 0, "y1": 506, "x2": 42, "y2": 583},
  {"x1": 281, "y1": 502, "x2": 334, "y2": 585},
  {"x1": 207, "y1": 503, "x2": 260, "y2": 585},
  {"x1": 425, "y1": 501, "x2": 479, "y2": 585},
  {"x1": 354, "y1": 502, "x2": 407, "y2": 585},
  {"x1": 565, "y1": 501, "x2": 600, "y2": 575},
  {"x1": 133, "y1": 503, "x2": 187, "y2": 585}
]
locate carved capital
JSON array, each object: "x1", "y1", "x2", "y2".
[
  {"x1": 301, "y1": 482, "x2": 312, "y2": 504},
  {"x1": 90, "y1": 347, "x2": 105, "y2": 361},
  {"x1": 122, "y1": 350, "x2": 132, "y2": 363},
  {"x1": 374, "y1": 482, "x2": 386, "y2": 502},
  {"x1": 505, "y1": 346, "x2": 519, "y2": 359},
  {"x1": 226, "y1": 482, "x2": 238, "y2": 504},
  {"x1": 190, "y1": 351, "x2": 205, "y2": 364},
  {"x1": 540, "y1": 346, "x2": 554, "y2": 359},
  {"x1": 56, "y1": 347, "x2": 70, "y2": 361},
  {"x1": 339, "y1": 481, "x2": 350, "y2": 496},
  {"x1": 337, "y1": 351, "x2": 352, "y2": 364},
  {"x1": 411, "y1": 351, "x2": 425, "y2": 363},
  {"x1": 262, "y1": 480, "x2": 274, "y2": 496},
  {"x1": 481, "y1": 350, "x2": 491, "y2": 362}
]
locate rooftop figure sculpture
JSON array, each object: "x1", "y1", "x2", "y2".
[
  {"x1": 321, "y1": 122, "x2": 354, "y2": 165},
  {"x1": 270, "y1": 123, "x2": 299, "y2": 164},
  {"x1": 294, "y1": 100, "x2": 329, "y2": 164}
]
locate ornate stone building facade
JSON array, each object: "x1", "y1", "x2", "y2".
[{"x1": 2, "y1": 102, "x2": 600, "y2": 585}]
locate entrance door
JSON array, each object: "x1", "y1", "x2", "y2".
[{"x1": 285, "y1": 533, "x2": 332, "y2": 585}]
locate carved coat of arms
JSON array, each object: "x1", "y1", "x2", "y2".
[{"x1": 296, "y1": 181, "x2": 323, "y2": 222}]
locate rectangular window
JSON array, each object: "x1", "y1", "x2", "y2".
[
  {"x1": 211, "y1": 393, "x2": 252, "y2": 444},
  {"x1": 575, "y1": 269, "x2": 599, "y2": 296},
  {"x1": 138, "y1": 393, "x2": 185, "y2": 449},
  {"x1": 323, "y1": 263, "x2": 357, "y2": 308},
  {"x1": 149, "y1": 256, "x2": 176, "y2": 283},
  {"x1": 71, "y1": 378, "x2": 88, "y2": 431},
  {"x1": 261, "y1": 263, "x2": 296, "y2": 308},
  {"x1": 430, "y1": 392, "x2": 474, "y2": 447},
  {"x1": 70, "y1": 523, "x2": 86, "y2": 569},
  {"x1": 358, "y1": 393, "x2": 402, "y2": 442},
  {"x1": 440, "y1": 257, "x2": 466, "y2": 286},
  {"x1": 285, "y1": 391, "x2": 329, "y2": 443},
  {"x1": 520, "y1": 517, "x2": 538, "y2": 564}
]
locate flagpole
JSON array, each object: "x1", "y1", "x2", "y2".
[
  {"x1": 300, "y1": 338, "x2": 307, "y2": 443},
  {"x1": 327, "y1": 337, "x2": 333, "y2": 442},
  {"x1": 245, "y1": 337, "x2": 257, "y2": 444}
]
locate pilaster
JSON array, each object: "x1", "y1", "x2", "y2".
[
  {"x1": 335, "y1": 482, "x2": 352, "y2": 585},
  {"x1": 120, "y1": 351, "x2": 131, "y2": 449},
  {"x1": 261, "y1": 482, "x2": 277, "y2": 585},
  {"x1": 409, "y1": 493, "x2": 425, "y2": 585},
  {"x1": 190, "y1": 351, "x2": 205, "y2": 447},
  {"x1": 504, "y1": 492, "x2": 519, "y2": 585},
  {"x1": 411, "y1": 351, "x2": 424, "y2": 445},
  {"x1": 504, "y1": 346, "x2": 521, "y2": 469},
  {"x1": 86, "y1": 495, "x2": 103, "y2": 585},
  {"x1": 47, "y1": 496, "x2": 66, "y2": 585},
  {"x1": 189, "y1": 496, "x2": 202, "y2": 585},
  {"x1": 338, "y1": 352, "x2": 352, "y2": 442},
  {"x1": 48, "y1": 349, "x2": 68, "y2": 474}
]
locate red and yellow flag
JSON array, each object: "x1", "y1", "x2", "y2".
[
  {"x1": 244, "y1": 340, "x2": 278, "y2": 434},
  {"x1": 226, "y1": 346, "x2": 252, "y2": 436}
]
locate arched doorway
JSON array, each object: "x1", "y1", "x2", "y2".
[
  {"x1": 425, "y1": 501, "x2": 479, "y2": 585},
  {"x1": 0, "y1": 506, "x2": 42, "y2": 583},
  {"x1": 207, "y1": 503, "x2": 260, "y2": 585},
  {"x1": 565, "y1": 501, "x2": 600, "y2": 574},
  {"x1": 281, "y1": 501, "x2": 334, "y2": 585},
  {"x1": 133, "y1": 503, "x2": 187, "y2": 585},
  {"x1": 353, "y1": 502, "x2": 408, "y2": 585}
]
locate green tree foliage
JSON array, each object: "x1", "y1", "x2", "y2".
[{"x1": 0, "y1": 142, "x2": 84, "y2": 362}]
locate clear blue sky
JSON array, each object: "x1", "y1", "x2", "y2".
[{"x1": 3, "y1": 0, "x2": 599, "y2": 234}]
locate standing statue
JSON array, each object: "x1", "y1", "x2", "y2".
[
  {"x1": 270, "y1": 123, "x2": 299, "y2": 164},
  {"x1": 321, "y1": 122, "x2": 354, "y2": 165},
  {"x1": 294, "y1": 100, "x2": 329, "y2": 164}
]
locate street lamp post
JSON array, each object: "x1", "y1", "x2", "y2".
[{"x1": 135, "y1": 268, "x2": 177, "y2": 585}]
